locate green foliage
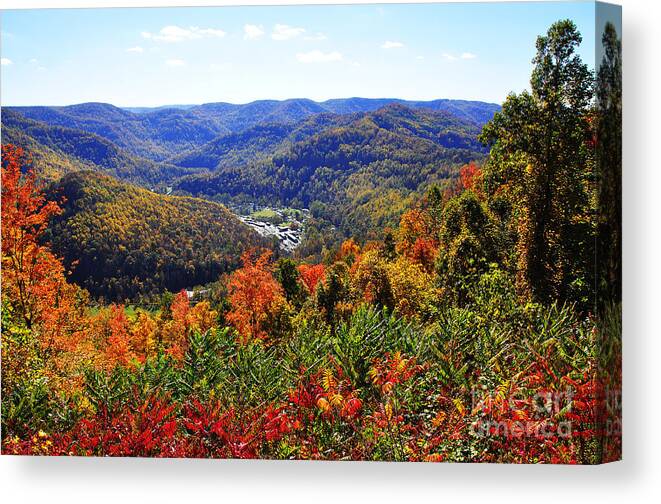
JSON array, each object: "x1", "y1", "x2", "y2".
[
  {"x1": 275, "y1": 258, "x2": 304, "y2": 307},
  {"x1": 179, "y1": 328, "x2": 232, "y2": 397},
  {"x1": 596, "y1": 22, "x2": 622, "y2": 303},
  {"x1": 436, "y1": 191, "x2": 500, "y2": 305},
  {"x1": 175, "y1": 105, "x2": 487, "y2": 250},
  {"x1": 332, "y1": 306, "x2": 423, "y2": 389},
  {"x1": 316, "y1": 262, "x2": 350, "y2": 328}
]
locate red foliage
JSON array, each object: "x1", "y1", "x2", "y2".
[
  {"x1": 467, "y1": 358, "x2": 613, "y2": 464},
  {"x1": 458, "y1": 161, "x2": 482, "y2": 192},
  {"x1": 369, "y1": 351, "x2": 422, "y2": 394},
  {"x1": 409, "y1": 237, "x2": 439, "y2": 272},
  {"x1": 3, "y1": 395, "x2": 179, "y2": 457},
  {"x1": 298, "y1": 263, "x2": 326, "y2": 295}
]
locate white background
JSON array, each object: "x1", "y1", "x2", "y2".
[{"x1": 1, "y1": 0, "x2": 659, "y2": 502}]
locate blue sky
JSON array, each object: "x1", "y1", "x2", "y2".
[{"x1": 0, "y1": 2, "x2": 597, "y2": 107}]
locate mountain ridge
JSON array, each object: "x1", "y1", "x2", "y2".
[{"x1": 7, "y1": 97, "x2": 498, "y2": 162}]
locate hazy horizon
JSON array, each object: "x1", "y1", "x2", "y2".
[{"x1": 2, "y1": 95, "x2": 503, "y2": 109}]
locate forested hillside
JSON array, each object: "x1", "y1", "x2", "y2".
[
  {"x1": 45, "y1": 171, "x2": 270, "y2": 300},
  {"x1": 175, "y1": 104, "x2": 486, "y2": 242},
  {"x1": 8, "y1": 103, "x2": 224, "y2": 161},
  {"x1": 1, "y1": 109, "x2": 197, "y2": 185},
  {"x1": 172, "y1": 104, "x2": 484, "y2": 172}
]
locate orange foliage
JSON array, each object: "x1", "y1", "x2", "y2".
[
  {"x1": 336, "y1": 238, "x2": 361, "y2": 264},
  {"x1": 2, "y1": 145, "x2": 70, "y2": 332},
  {"x1": 298, "y1": 263, "x2": 326, "y2": 295},
  {"x1": 396, "y1": 208, "x2": 438, "y2": 270},
  {"x1": 163, "y1": 290, "x2": 191, "y2": 360},
  {"x1": 458, "y1": 161, "x2": 482, "y2": 193},
  {"x1": 226, "y1": 249, "x2": 285, "y2": 343},
  {"x1": 104, "y1": 305, "x2": 135, "y2": 368},
  {"x1": 410, "y1": 237, "x2": 439, "y2": 272},
  {"x1": 1, "y1": 145, "x2": 86, "y2": 391}
]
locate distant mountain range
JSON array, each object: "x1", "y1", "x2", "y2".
[
  {"x1": 7, "y1": 98, "x2": 499, "y2": 162},
  {"x1": 2, "y1": 97, "x2": 500, "y2": 297},
  {"x1": 1, "y1": 109, "x2": 194, "y2": 184},
  {"x1": 125, "y1": 97, "x2": 500, "y2": 125}
]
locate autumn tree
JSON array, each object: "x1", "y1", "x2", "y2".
[
  {"x1": 336, "y1": 238, "x2": 361, "y2": 265},
  {"x1": 158, "y1": 290, "x2": 190, "y2": 359},
  {"x1": 104, "y1": 305, "x2": 134, "y2": 368},
  {"x1": 1, "y1": 145, "x2": 86, "y2": 394},
  {"x1": 351, "y1": 250, "x2": 394, "y2": 310},
  {"x1": 226, "y1": 249, "x2": 286, "y2": 343},
  {"x1": 298, "y1": 263, "x2": 326, "y2": 296},
  {"x1": 2, "y1": 145, "x2": 65, "y2": 330},
  {"x1": 130, "y1": 311, "x2": 157, "y2": 361},
  {"x1": 480, "y1": 20, "x2": 594, "y2": 303}
]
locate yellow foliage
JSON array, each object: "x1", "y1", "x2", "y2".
[{"x1": 386, "y1": 256, "x2": 439, "y2": 319}]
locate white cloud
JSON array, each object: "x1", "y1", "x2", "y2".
[
  {"x1": 416, "y1": 55, "x2": 425, "y2": 60},
  {"x1": 381, "y1": 41, "x2": 404, "y2": 49},
  {"x1": 29, "y1": 58, "x2": 39, "y2": 64},
  {"x1": 272, "y1": 24, "x2": 305, "y2": 41},
  {"x1": 243, "y1": 24, "x2": 265, "y2": 40},
  {"x1": 126, "y1": 46, "x2": 144, "y2": 53},
  {"x1": 296, "y1": 50, "x2": 343, "y2": 64},
  {"x1": 142, "y1": 25, "x2": 226, "y2": 43},
  {"x1": 304, "y1": 32, "x2": 327, "y2": 41},
  {"x1": 1, "y1": 58, "x2": 12, "y2": 66},
  {"x1": 165, "y1": 58, "x2": 186, "y2": 67},
  {"x1": 442, "y1": 52, "x2": 477, "y2": 62}
]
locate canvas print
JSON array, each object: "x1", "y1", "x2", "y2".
[{"x1": 0, "y1": 1, "x2": 621, "y2": 463}]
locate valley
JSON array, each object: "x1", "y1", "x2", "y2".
[{"x1": 2, "y1": 97, "x2": 496, "y2": 300}]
